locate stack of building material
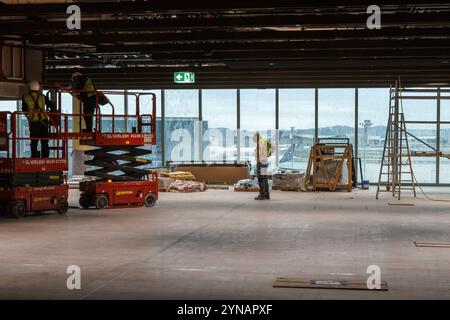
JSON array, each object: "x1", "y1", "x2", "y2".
[
  {"x1": 160, "y1": 171, "x2": 195, "y2": 181},
  {"x1": 272, "y1": 172, "x2": 306, "y2": 191},
  {"x1": 315, "y1": 159, "x2": 339, "y2": 184},
  {"x1": 168, "y1": 180, "x2": 205, "y2": 192},
  {"x1": 316, "y1": 159, "x2": 349, "y2": 185},
  {"x1": 175, "y1": 162, "x2": 250, "y2": 184}
]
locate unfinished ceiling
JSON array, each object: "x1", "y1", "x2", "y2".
[{"x1": 1, "y1": 1, "x2": 450, "y2": 88}]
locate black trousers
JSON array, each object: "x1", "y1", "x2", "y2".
[
  {"x1": 83, "y1": 99, "x2": 96, "y2": 132},
  {"x1": 30, "y1": 121, "x2": 49, "y2": 158},
  {"x1": 257, "y1": 162, "x2": 270, "y2": 197}
]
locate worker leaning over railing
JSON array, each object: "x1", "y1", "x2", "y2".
[
  {"x1": 70, "y1": 71, "x2": 109, "y2": 133},
  {"x1": 71, "y1": 71, "x2": 97, "y2": 133},
  {"x1": 21, "y1": 80, "x2": 53, "y2": 158}
]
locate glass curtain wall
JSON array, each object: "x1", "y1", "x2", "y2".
[
  {"x1": 164, "y1": 90, "x2": 200, "y2": 163},
  {"x1": 357, "y1": 88, "x2": 390, "y2": 182},
  {"x1": 278, "y1": 89, "x2": 315, "y2": 170},
  {"x1": 318, "y1": 89, "x2": 355, "y2": 144},
  {"x1": 400, "y1": 89, "x2": 437, "y2": 183},
  {"x1": 202, "y1": 90, "x2": 237, "y2": 161},
  {"x1": 5, "y1": 86, "x2": 450, "y2": 184}
]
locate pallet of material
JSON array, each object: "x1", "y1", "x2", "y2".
[{"x1": 159, "y1": 171, "x2": 195, "y2": 181}]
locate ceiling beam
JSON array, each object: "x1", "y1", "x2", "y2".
[{"x1": 3, "y1": 12, "x2": 450, "y2": 33}]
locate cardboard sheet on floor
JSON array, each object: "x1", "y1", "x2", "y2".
[
  {"x1": 414, "y1": 241, "x2": 450, "y2": 248},
  {"x1": 273, "y1": 277, "x2": 388, "y2": 291}
]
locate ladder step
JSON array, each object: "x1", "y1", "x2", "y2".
[{"x1": 381, "y1": 163, "x2": 411, "y2": 166}]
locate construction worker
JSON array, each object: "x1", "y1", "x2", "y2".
[
  {"x1": 71, "y1": 71, "x2": 97, "y2": 133},
  {"x1": 253, "y1": 132, "x2": 274, "y2": 200},
  {"x1": 21, "y1": 81, "x2": 51, "y2": 158}
]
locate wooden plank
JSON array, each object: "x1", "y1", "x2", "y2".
[
  {"x1": 273, "y1": 277, "x2": 388, "y2": 291},
  {"x1": 414, "y1": 241, "x2": 450, "y2": 248},
  {"x1": 234, "y1": 187, "x2": 259, "y2": 192}
]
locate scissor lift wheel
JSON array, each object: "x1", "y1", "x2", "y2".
[
  {"x1": 144, "y1": 193, "x2": 157, "y2": 207},
  {"x1": 79, "y1": 194, "x2": 91, "y2": 209},
  {"x1": 95, "y1": 194, "x2": 109, "y2": 210},
  {"x1": 58, "y1": 198, "x2": 69, "y2": 214},
  {"x1": 11, "y1": 201, "x2": 26, "y2": 218}
]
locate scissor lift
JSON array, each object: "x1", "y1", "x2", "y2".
[
  {"x1": 47, "y1": 87, "x2": 158, "y2": 210},
  {"x1": 0, "y1": 110, "x2": 69, "y2": 218}
]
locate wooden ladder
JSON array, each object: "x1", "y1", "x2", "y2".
[{"x1": 376, "y1": 84, "x2": 416, "y2": 200}]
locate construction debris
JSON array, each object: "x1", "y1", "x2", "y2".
[
  {"x1": 168, "y1": 180, "x2": 205, "y2": 193},
  {"x1": 234, "y1": 179, "x2": 259, "y2": 192}
]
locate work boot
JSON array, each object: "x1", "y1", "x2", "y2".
[
  {"x1": 265, "y1": 195, "x2": 270, "y2": 200},
  {"x1": 254, "y1": 195, "x2": 265, "y2": 200}
]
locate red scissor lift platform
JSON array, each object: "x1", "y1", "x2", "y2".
[
  {"x1": 0, "y1": 111, "x2": 69, "y2": 217},
  {"x1": 53, "y1": 89, "x2": 159, "y2": 210}
]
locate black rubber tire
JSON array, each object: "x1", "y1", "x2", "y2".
[
  {"x1": 144, "y1": 193, "x2": 157, "y2": 208},
  {"x1": 58, "y1": 198, "x2": 69, "y2": 214},
  {"x1": 79, "y1": 194, "x2": 91, "y2": 209},
  {"x1": 95, "y1": 194, "x2": 108, "y2": 210},
  {"x1": 11, "y1": 202, "x2": 26, "y2": 218}
]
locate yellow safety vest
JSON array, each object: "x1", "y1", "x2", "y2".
[
  {"x1": 83, "y1": 78, "x2": 96, "y2": 98},
  {"x1": 24, "y1": 92, "x2": 48, "y2": 123}
]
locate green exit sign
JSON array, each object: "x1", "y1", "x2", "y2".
[{"x1": 174, "y1": 72, "x2": 195, "y2": 83}]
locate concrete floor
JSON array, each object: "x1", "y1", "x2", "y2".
[{"x1": 0, "y1": 187, "x2": 450, "y2": 300}]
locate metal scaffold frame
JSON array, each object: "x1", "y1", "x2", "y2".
[{"x1": 376, "y1": 80, "x2": 450, "y2": 200}]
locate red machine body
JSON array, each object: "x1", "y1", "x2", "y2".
[
  {"x1": 47, "y1": 88, "x2": 159, "y2": 210},
  {"x1": 79, "y1": 172, "x2": 158, "y2": 209},
  {"x1": 0, "y1": 111, "x2": 69, "y2": 218},
  {"x1": 0, "y1": 184, "x2": 69, "y2": 215}
]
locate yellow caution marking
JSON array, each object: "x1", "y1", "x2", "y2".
[
  {"x1": 135, "y1": 158, "x2": 148, "y2": 163},
  {"x1": 116, "y1": 191, "x2": 133, "y2": 196}
]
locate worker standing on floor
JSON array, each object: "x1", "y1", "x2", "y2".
[
  {"x1": 71, "y1": 71, "x2": 97, "y2": 133},
  {"x1": 22, "y1": 81, "x2": 51, "y2": 158},
  {"x1": 253, "y1": 132, "x2": 274, "y2": 200}
]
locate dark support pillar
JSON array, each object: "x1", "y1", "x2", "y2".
[
  {"x1": 237, "y1": 89, "x2": 241, "y2": 162},
  {"x1": 355, "y1": 88, "x2": 359, "y2": 182},
  {"x1": 161, "y1": 89, "x2": 166, "y2": 166},
  {"x1": 314, "y1": 88, "x2": 319, "y2": 143},
  {"x1": 437, "y1": 87, "x2": 441, "y2": 184}
]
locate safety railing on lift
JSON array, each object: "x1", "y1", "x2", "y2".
[
  {"x1": 0, "y1": 111, "x2": 69, "y2": 161},
  {"x1": 45, "y1": 84, "x2": 156, "y2": 143}
]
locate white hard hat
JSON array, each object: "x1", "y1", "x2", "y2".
[
  {"x1": 29, "y1": 80, "x2": 40, "y2": 91},
  {"x1": 71, "y1": 72, "x2": 82, "y2": 81}
]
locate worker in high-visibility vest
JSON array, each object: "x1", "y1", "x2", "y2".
[
  {"x1": 253, "y1": 132, "x2": 275, "y2": 200},
  {"x1": 21, "y1": 81, "x2": 51, "y2": 158},
  {"x1": 71, "y1": 72, "x2": 97, "y2": 133}
]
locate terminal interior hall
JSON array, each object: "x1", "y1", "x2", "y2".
[{"x1": 1, "y1": 1, "x2": 450, "y2": 300}]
